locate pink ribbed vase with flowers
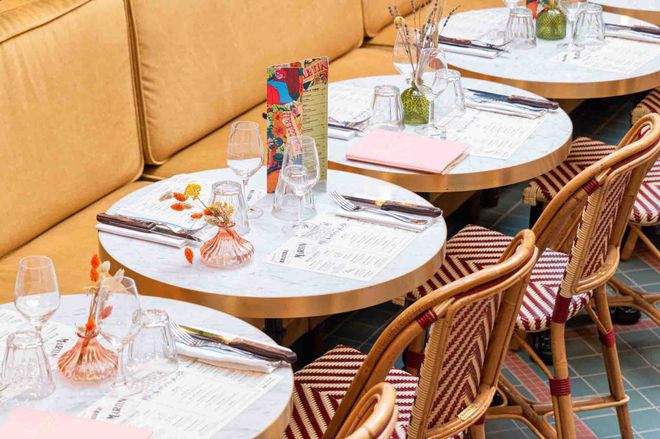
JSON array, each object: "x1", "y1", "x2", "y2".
[{"x1": 200, "y1": 224, "x2": 254, "y2": 267}]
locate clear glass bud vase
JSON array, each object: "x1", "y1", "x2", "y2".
[{"x1": 401, "y1": 85, "x2": 430, "y2": 125}]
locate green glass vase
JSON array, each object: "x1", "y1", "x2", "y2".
[
  {"x1": 536, "y1": 5, "x2": 566, "y2": 41},
  {"x1": 400, "y1": 85, "x2": 429, "y2": 126}
]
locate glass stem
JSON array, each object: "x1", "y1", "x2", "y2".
[
  {"x1": 569, "y1": 18, "x2": 576, "y2": 49},
  {"x1": 242, "y1": 178, "x2": 250, "y2": 208},
  {"x1": 429, "y1": 99, "x2": 436, "y2": 128},
  {"x1": 297, "y1": 194, "x2": 304, "y2": 228},
  {"x1": 33, "y1": 321, "x2": 43, "y2": 334},
  {"x1": 115, "y1": 344, "x2": 128, "y2": 385}
]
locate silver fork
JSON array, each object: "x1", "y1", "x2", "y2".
[
  {"x1": 329, "y1": 191, "x2": 429, "y2": 225},
  {"x1": 170, "y1": 323, "x2": 278, "y2": 363}
]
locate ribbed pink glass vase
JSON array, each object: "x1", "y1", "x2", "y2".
[
  {"x1": 57, "y1": 332, "x2": 117, "y2": 381},
  {"x1": 200, "y1": 224, "x2": 254, "y2": 268}
]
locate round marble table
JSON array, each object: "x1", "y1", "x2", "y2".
[
  {"x1": 444, "y1": 8, "x2": 660, "y2": 99},
  {"x1": 98, "y1": 169, "x2": 447, "y2": 319},
  {"x1": 593, "y1": 0, "x2": 660, "y2": 25},
  {"x1": 328, "y1": 75, "x2": 573, "y2": 193},
  {"x1": 0, "y1": 295, "x2": 293, "y2": 438}
]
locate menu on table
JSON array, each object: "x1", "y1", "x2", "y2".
[
  {"x1": 328, "y1": 83, "x2": 374, "y2": 125},
  {"x1": 445, "y1": 108, "x2": 545, "y2": 160},
  {"x1": 80, "y1": 360, "x2": 282, "y2": 439},
  {"x1": 442, "y1": 9, "x2": 509, "y2": 42},
  {"x1": 266, "y1": 215, "x2": 416, "y2": 281},
  {"x1": 551, "y1": 38, "x2": 660, "y2": 74}
]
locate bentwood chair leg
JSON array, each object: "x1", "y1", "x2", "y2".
[
  {"x1": 593, "y1": 285, "x2": 634, "y2": 439},
  {"x1": 620, "y1": 225, "x2": 640, "y2": 261},
  {"x1": 468, "y1": 422, "x2": 486, "y2": 439},
  {"x1": 403, "y1": 332, "x2": 426, "y2": 375},
  {"x1": 608, "y1": 276, "x2": 660, "y2": 325},
  {"x1": 549, "y1": 320, "x2": 576, "y2": 439}
]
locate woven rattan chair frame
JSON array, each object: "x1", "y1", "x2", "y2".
[
  {"x1": 321, "y1": 230, "x2": 539, "y2": 439},
  {"x1": 338, "y1": 382, "x2": 398, "y2": 439},
  {"x1": 487, "y1": 113, "x2": 660, "y2": 439}
]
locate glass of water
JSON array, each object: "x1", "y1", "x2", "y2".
[
  {"x1": 433, "y1": 69, "x2": 466, "y2": 138},
  {"x1": 227, "y1": 121, "x2": 264, "y2": 219},
  {"x1": 14, "y1": 256, "x2": 60, "y2": 334},
  {"x1": 129, "y1": 309, "x2": 178, "y2": 378},
  {"x1": 574, "y1": 3, "x2": 605, "y2": 47},
  {"x1": 1, "y1": 330, "x2": 54, "y2": 400},
  {"x1": 505, "y1": 7, "x2": 536, "y2": 49},
  {"x1": 280, "y1": 136, "x2": 320, "y2": 237},
  {"x1": 368, "y1": 85, "x2": 403, "y2": 132}
]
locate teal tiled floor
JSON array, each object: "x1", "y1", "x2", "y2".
[{"x1": 294, "y1": 95, "x2": 659, "y2": 437}]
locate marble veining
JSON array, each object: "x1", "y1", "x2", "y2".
[
  {"x1": 99, "y1": 170, "x2": 447, "y2": 316},
  {"x1": 446, "y1": 9, "x2": 660, "y2": 84},
  {"x1": 0, "y1": 295, "x2": 293, "y2": 438},
  {"x1": 328, "y1": 75, "x2": 573, "y2": 184}
]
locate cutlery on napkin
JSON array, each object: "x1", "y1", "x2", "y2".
[
  {"x1": 96, "y1": 224, "x2": 187, "y2": 248},
  {"x1": 341, "y1": 195, "x2": 443, "y2": 217},
  {"x1": 605, "y1": 30, "x2": 660, "y2": 44},
  {"x1": 467, "y1": 89, "x2": 559, "y2": 110},
  {"x1": 440, "y1": 43, "x2": 500, "y2": 58},
  {"x1": 335, "y1": 208, "x2": 435, "y2": 232},
  {"x1": 466, "y1": 100, "x2": 546, "y2": 119},
  {"x1": 175, "y1": 342, "x2": 281, "y2": 373},
  {"x1": 605, "y1": 23, "x2": 660, "y2": 37}
]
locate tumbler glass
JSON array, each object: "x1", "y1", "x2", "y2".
[
  {"x1": 1, "y1": 330, "x2": 54, "y2": 400},
  {"x1": 505, "y1": 7, "x2": 536, "y2": 49},
  {"x1": 368, "y1": 85, "x2": 403, "y2": 132},
  {"x1": 433, "y1": 69, "x2": 466, "y2": 134},
  {"x1": 574, "y1": 3, "x2": 605, "y2": 47},
  {"x1": 129, "y1": 309, "x2": 178, "y2": 378},
  {"x1": 210, "y1": 181, "x2": 250, "y2": 235}
]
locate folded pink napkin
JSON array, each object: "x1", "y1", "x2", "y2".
[{"x1": 346, "y1": 128, "x2": 468, "y2": 174}]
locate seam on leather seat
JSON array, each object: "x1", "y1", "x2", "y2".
[{"x1": 0, "y1": 0, "x2": 91, "y2": 44}]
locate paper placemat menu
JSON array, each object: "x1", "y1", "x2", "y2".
[
  {"x1": 551, "y1": 38, "x2": 660, "y2": 74},
  {"x1": 329, "y1": 83, "x2": 374, "y2": 124},
  {"x1": 446, "y1": 108, "x2": 544, "y2": 160},
  {"x1": 266, "y1": 215, "x2": 416, "y2": 281},
  {"x1": 442, "y1": 10, "x2": 509, "y2": 42},
  {"x1": 80, "y1": 360, "x2": 282, "y2": 439}
]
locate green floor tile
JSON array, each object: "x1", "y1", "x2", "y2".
[
  {"x1": 352, "y1": 308, "x2": 395, "y2": 327},
  {"x1": 639, "y1": 387, "x2": 660, "y2": 406},
  {"x1": 584, "y1": 414, "x2": 622, "y2": 437},
  {"x1": 641, "y1": 431, "x2": 660, "y2": 439},
  {"x1": 566, "y1": 338, "x2": 598, "y2": 358},
  {"x1": 629, "y1": 409, "x2": 660, "y2": 433},
  {"x1": 486, "y1": 430, "x2": 529, "y2": 439},
  {"x1": 619, "y1": 351, "x2": 651, "y2": 370},
  {"x1": 619, "y1": 257, "x2": 657, "y2": 271},
  {"x1": 578, "y1": 407, "x2": 615, "y2": 419},
  {"x1": 620, "y1": 330, "x2": 660, "y2": 350},
  {"x1": 572, "y1": 377, "x2": 597, "y2": 397},
  {"x1": 627, "y1": 389, "x2": 653, "y2": 410},
  {"x1": 623, "y1": 367, "x2": 660, "y2": 389},
  {"x1": 571, "y1": 355, "x2": 609, "y2": 375},
  {"x1": 625, "y1": 270, "x2": 660, "y2": 287},
  {"x1": 332, "y1": 319, "x2": 379, "y2": 341},
  {"x1": 484, "y1": 419, "x2": 518, "y2": 433},
  {"x1": 502, "y1": 368, "x2": 521, "y2": 386}
]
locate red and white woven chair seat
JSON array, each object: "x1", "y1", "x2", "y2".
[
  {"x1": 524, "y1": 137, "x2": 660, "y2": 226},
  {"x1": 282, "y1": 345, "x2": 422, "y2": 439},
  {"x1": 406, "y1": 225, "x2": 592, "y2": 332}
]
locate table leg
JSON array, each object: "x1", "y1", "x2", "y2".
[{"x1": 265, "y1": 318, "x2": 286, "y2": 345}]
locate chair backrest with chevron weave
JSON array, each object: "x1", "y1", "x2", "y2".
[
  {"x1": 532, "y1": 113, "x2": 660, "y2": 306},
  {"x1": 323, "y1": 229, "x2": 539, "y2": 439}
]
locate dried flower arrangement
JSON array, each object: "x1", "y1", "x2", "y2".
[{"x1": 160, "y1": 183, "x2": 234, "y2": 228}]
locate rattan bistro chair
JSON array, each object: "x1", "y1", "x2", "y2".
[
  {"x1": 404, "y1": 114, "x2": 660, "y2": 438},
  {"x1": 339, "y1": 382, "x2": 398, "y2": 439},
  {"x1": 523, "y1": 134, "x2": 660, "y2": 324},
  {"x1": 282, "y1": 229, "x2": 538, "y2": 439}
]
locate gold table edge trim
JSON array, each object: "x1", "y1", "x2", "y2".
[
  {"x1": 329, "y1": 136, "x2": 572, "y2": 193},
  {"x1": 98, "y1": 238, "x2": 446, "y2": 319}
]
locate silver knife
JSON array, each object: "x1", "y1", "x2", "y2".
[
  {"x1": 97, "y1": 213, "x2": 202, "y2": 242},
  {"x1": 467, "y1": 89, "x2": 559, "y2": 110}
]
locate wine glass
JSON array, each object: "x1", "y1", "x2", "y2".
[
  {"x1": 503, "y1": 0, "x2": 519, "y2": 9},
  {"x1": 414, "y1": 48, "x2": 449, "y2": 137},
  {"x1": 557, "y1": 0, "x2": 587, "y2": 55},
  {"x1": 280, "y1": 136, "x2": 320, "y2": 237},
  {"x1": 227, "y1": 120, "x2": 264, "y2": 218},
  {"x1": 97, "y1": 276, "x2": 143, "y2": 397},
  {"x1": 392, "y1": 28, "x2": 419, "y2": 84},
  {"x1": 14, "y1": 256, "x2": 60, "y2": 334}
]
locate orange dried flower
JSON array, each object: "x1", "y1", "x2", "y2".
[
  {"x1": 191, "y1": 212, "x2": 203, "y2": 219},
  {"x1": 184, "y1": 247, "x2": 194, "y2": 264},
  {"x1": 170, "y1": 202, "x2": 186, "y2": 211},
  {"x1": 90, "y1": 254, "x2": 100, "y2": 269},
  {"x1": 173, "y1": 192, "x2": 188, "y2": 202},
  {"x1": 100, "y1": 305, "x2": 113, "y2": 320},
  {"x1": 90, "y1": 267, "x2": 99, "y2": 283},
  {"x1": 84, "y1": 318, "x2": 95, "y2": 333},
  {"x1": 203, "y1": 209, "x2": 212, "y2": 216}
]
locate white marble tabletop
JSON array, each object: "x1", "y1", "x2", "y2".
[
  {"x1": 0, "y1": 295, "x2": 293, "y2": 438},
  {"x1": 328, "y1": 75, "x2": 573, "y2": 193},
  {"x1": 98, "y1": 169, "x2": 447, "y2": 319},
  {"x1": 593, "y1": 0, "x2": 659, "y2": 13},
  {"x1": 444, "y1": 8, "x2": 660, "y2": 98}
]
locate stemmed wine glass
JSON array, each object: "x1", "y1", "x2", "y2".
[
  {"x1": 14, "y1": 256, "x2": 60, "y2": 334},
  {"x1": 557, "y1": 0, "x2": 587, "y2": 55},
  {"x1": 280, "y1": 136, "x2": 320, "y2": 237},
  {"x1": 227, "y1": 120, "x2": 264, "y2": 218},
  {"x1": 392, "y1": 27, "x2": 419, "y2": 84},
  {"x1": 97, "y1": 276, "x2": 143, "y2": 397},
  {"x1": 414, "y1": 48, "x2": 450, "y2": 137}
]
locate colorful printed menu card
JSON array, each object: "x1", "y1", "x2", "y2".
[
  {"x1": 346, "y1": 129, "x2": 468, "y2": 174},
  {"x1": 266, "y1": 57, "x2": 328, "y2": 192},
  {"x1": 0, "y1": 408, "x2": 152, "y2": 438}
]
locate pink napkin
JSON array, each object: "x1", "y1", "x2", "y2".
[
  {"x1": 0, "y1": 408, "x2": 152, "y2": 438},
  {"x1": 346, "y1": 129, "x2": 468, "y2": 174}
]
